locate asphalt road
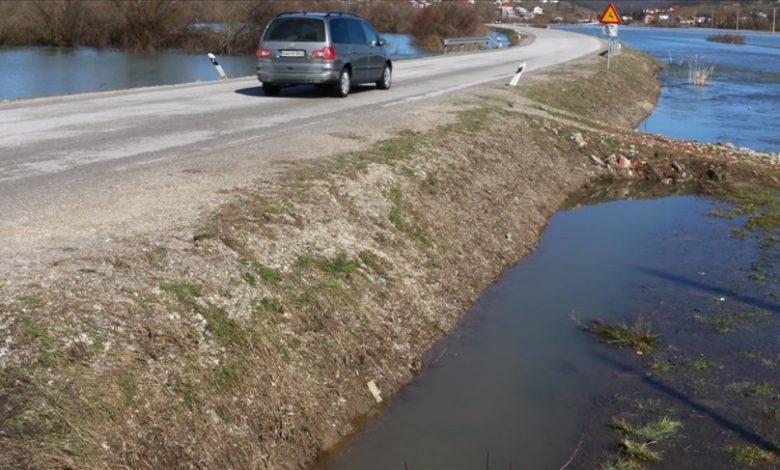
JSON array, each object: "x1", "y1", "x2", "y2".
[{"x1": 0, "y1": 27, "x2": 602, "y2": 262}]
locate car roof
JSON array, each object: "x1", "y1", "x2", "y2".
[{"x1": 273, "y1": 11, "x2": 362, "y2": 20}]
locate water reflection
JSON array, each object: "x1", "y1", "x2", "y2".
[{"x1": 0, "y1": 46, "x2": 257, "y2": 100}]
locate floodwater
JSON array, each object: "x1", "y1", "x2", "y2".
[
  {"x1": 322, "y1": 190, "x2": 759, "y2": 469},
  {"x1": 562, "y1": 26, "x2": 780, "y2": 153},
  {"x1": 0, "y1": 34, "x2": 429, "y2": 101}
]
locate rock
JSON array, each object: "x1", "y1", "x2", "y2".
[
  {"x1": 671, "y1": 162, "x2": 683, "y2": 172},
  {"x1": 617, "y1": 156, "x2": 631, "y2": 170},
  {"x1": 707, "y1": 167, "x2": 724, "y2": 181},
  {"x1": 662, "y1": 178, "x2": 674, "y2": 185},
  {"x1": 606, "y1": 154, "x2": 618, "y2": 166},
  {"x1": 504, "y1": 233, "x2": 512, "y2": 242},
  {"x1": 572, "y1": 132, "x2": 587, "y2": 148},
  {"x1": 589, "y1": 155, "x2": 604, "y2": 166},
  {"x1": 367, "y1": 380, "x2": 382, "y2": 403}
]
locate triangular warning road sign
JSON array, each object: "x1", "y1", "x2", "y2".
[{"x1": 599, "y1": 2, "x2": 622, "y2": 24}]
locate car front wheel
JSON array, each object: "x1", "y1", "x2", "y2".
[
  {"x1": 376, "y1": 64, "x2": 392, "y2": 90},
  {"x1": 333, "y1": 69, "x2": 351, "y2": 98}
]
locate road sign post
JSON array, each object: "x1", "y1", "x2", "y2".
[{"x1": 599, "y1": 2, "x2": 622, "y2": 70}]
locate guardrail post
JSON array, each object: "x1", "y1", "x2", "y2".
[
  {"x1": 508, "y1": 62, "x2": 526, "y2": 87},
  {"x1": 208, "y1": 53, "x2": 227, "y2": 80}
]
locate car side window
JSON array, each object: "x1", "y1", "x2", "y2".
[
  {"x1": 347, "y1": 19, "x2": 367, "y2": 45},
  {"x1": 330, "y1": 19, "x2": 349, "y2": 44},
  {"x1": 360, "y1": 21, "x2": 380, "y2": 44}
]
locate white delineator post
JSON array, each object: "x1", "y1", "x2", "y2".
[
  {"x1": 508, "y1": 62, "x2": 526, "y2": 87},
  {"x1": 208, "y1": 53, "x2": 227, "y2": 80}
]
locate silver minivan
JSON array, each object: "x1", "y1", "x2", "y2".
[{"x1": 256, "y1": 12, "x2": 392, "y2": 97}]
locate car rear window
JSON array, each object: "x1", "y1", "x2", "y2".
[{"x1": 263, "y1": 18, "x2": 326, "y2": 42}]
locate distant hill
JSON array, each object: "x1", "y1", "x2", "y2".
[{"x1": 570, "y1": 1, "x2": 729, "y2": 15}]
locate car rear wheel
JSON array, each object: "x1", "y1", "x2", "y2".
[
  {"x1": 333, "y1": 69, "x2": 351, "y2": 98},
  {"x1": 263, "y1": 83, "x2": 281, "y2": 96},
  {"x1": 376, "y1": 64, "x2": 392, "y2": 90}
]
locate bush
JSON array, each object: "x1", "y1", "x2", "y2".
[
  {"x1": 707, "y1": 33, "x2": 745, "y2": 45},
  {"x1": 410, "y1": 2, "x2": 487, "y2": 51}
]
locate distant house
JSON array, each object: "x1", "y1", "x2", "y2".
[
  {"x1": 500, "y1": 2, "x2": 515, "y2": 15},
  {"x1": 533, "y1": 6, "x2": 544, "y2": 15},
  {"x1": 678, "y1": 16, "x2": 695, "y2": 26}
]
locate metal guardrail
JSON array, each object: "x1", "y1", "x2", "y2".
[{"x1": 443, "y1": 36, "x2": 501, "y2": 53}]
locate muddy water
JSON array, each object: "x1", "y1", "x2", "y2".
[{"x1": 321, "y1": 191, "x2": 757, "y2": 469}]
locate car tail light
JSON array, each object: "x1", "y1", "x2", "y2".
[
  {"x1": 311, "y1": 46, "x2": 336, "y2": 61},
  {"x1": 256, "y1": 46, "x2": 272, "y2": 59}
]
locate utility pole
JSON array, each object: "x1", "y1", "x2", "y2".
[
  {"x1": 773, "y1": 7, "x2": 776, "y2": 33},
  {"x1": 736, "y1": 8, "x2": 740, "y2": 31}
]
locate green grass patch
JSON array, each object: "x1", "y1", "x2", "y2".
[
  {"x1": 601, "y1": 457, "x2": 642, "y2": 470},
  {"x1": 252, "y1": 297, "x2": 281, "y2": 321},
  {"x1": 334, "y1": 131, "x2": 426, "y2": 173},
  {"x1": 690, "y1": 356, "x2": 723, "y2": 371},
  {"x1": 160, "y1": 282, "x2": 202, "y2": 306},
  {"x1": 694, "y1": 313, "x2": 736, "y2": 334},
  {"x1": 725, "y1": 445, "x2": 777, "y2": 465},
  {"x1": 611, "y1": 416, "x2": 683, "y2": 442},
  {"x1": 239, "y1": 259, "x2": 282, "y2": 286},
  {"x1": 20, "y1": 294, "x2": 43, "y2": 309},
  {"x1": 619, "y1": 439, "x2": 661, "y2": 463},
  {"x1": 213, "y1": 362, "x2": 242, "y2": 390},
  {"x1": 315, "y1": 253, "x2": 359, "y2": 278},
  {"x1": 712, "y1": 186, "x2": 780, "y2": 244},
  {"x1": 385, "y1": 185, "x2": 426, "y2": 242},
  {"x1": 118, "y1": 370, "x2": 137, "y2": 407},
  {"x1": 20, "y1": 315, "x2": 58, "y2": 367},
  {"x1": 267, "y1": 201, "x2": 295, "y2": 215},
  {"x1": 695, "y1": 310, "x2": 768, "y2": 334},
  {"x1": 160, "y1": 282, "x2": 248, "y2": 348},
  {"x1": 582, "y1": 317, "x2": 661, "y2": 353},
  {"x1": 605, "y1": 416, "x2": 682, "y2": 467},
  {"x1": 147, "y1": 247, "x2": 168, "y2": 264},
  {"x1": 727, "y1": 381, "x2": 776, "y2": 397},
  {"x1": 450, "y1": 106, "x2": 491, "y2": 134},
  {"x1": 648, "y1": 359, "x2": 676, "y2": 372}
]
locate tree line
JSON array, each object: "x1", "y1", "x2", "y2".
[{"x1": 0, "y1": 0, "x2": 498, "y2": 54}]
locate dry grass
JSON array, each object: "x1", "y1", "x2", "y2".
[{"x1": 688, "y1": 56, "x2": 715, "y2": 87}]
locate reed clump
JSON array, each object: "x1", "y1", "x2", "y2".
[
  {"x1": 688, "y1": 56, "x2": 715, "y2": 86},
  {"x1": 581, "y1": 317, "x2": 661, "y2": 353}
]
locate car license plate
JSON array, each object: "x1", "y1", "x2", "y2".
[{"x1": 279, "y1": 50, "x2": 305, "y2": 58}]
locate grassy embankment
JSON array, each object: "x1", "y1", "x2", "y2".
[{"x1": 2, "y1": 47, "x2": 780, "y2": 469}]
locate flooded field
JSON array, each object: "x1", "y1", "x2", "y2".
[
  {"x1": 0, "y1": 33, "x2": 429, "y2": 101},
  {"x1": 562, "y1": 26, "x2": 780, "y2": 154},
  {"x1": 321, "y1": 185, "x2": 780, "y2": 469}
]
